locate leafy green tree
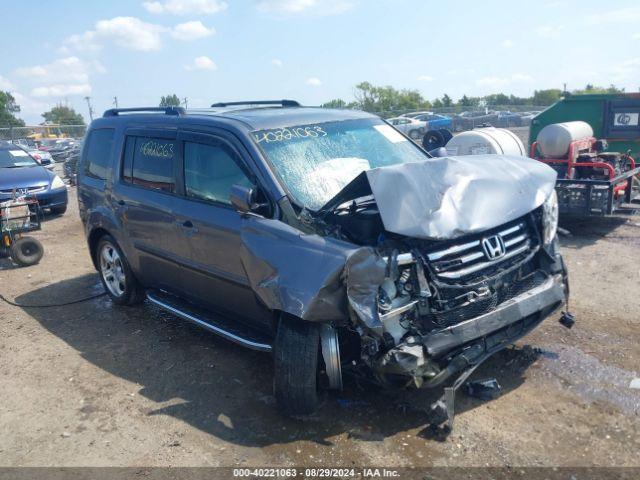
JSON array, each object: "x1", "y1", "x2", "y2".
[
  {"x1": 532, "y1": 89, "x2": 563, "y2": 106},
  {"x1": 432, "y1": 98, "x2": 443, "y2": 108},
  {"x1": 441, "y1": 94, "x2": 453, "y2": 107},
  {"x1": 458, "y1": 95, "x2": 480, "y2": 107},
  {"x1": 572, "y1": 84, "x2": 625, "y2": 95},
  {"x1": 322, "y1": 99, "x2": 347, "y2": 109},
  {"x1": 42, "y1": 104, "x2": 85, "y2": 125},
  {"x1": 352, "y1": 82, "x2": 431, "y2": 115},
  {"x1": 0, "y1": 91, "x2": 25, "y2": 127},
  {"x1": 159, "y1": 94, "x2": 181, "y2": 107}
]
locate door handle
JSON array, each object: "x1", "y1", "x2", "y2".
[{"x1": 177, "y1": 220, "x2": 198, "y2": 235}]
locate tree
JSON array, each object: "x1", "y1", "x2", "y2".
[
  {"x1": 352, "y1": 82, "x2": 431, "y2": 115},
  {"x1": 572, "y1": 84, "x2": 625, "y2": 95},
  {"x1": 458, "y1": 95, "x2": 480, "y2": 107},
  {"x1": 160, "y1": 94, "x2": 181, "y2": 107},
  {"x1": 532, "y1": 89, "x2": 563, "y2": 106},
  {"x1": 321, "y1": 99, "x2": 347, "y2": 109},
  {"x1": 0, "y1": 91, "x2": 25, "y2": 127},
  {"x1": 432, "y1": 98, "x2": 443, "y2": 108},
  {"x1": 42, "y1": 104, "x2": 85, "y2": 125},
  {"x1": 441, "y1": 94, "x2": 453, "y2": 107}
]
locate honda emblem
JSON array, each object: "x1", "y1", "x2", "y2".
[{"x1": 482, "y1": 235, "x2": 506, "y2": 260}]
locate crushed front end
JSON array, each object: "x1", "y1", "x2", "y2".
[{"x1": 355, "y1": 210, "x2": 567, "y2": 392}]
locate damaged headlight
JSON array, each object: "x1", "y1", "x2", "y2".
[{"x1": 542, "y1": 190, "x2": 558, "y2": 245}]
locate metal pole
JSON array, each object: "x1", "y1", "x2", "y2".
[
  {"x1": 84, "y1": 96, "x2": 94, "y2": 121},
  {"x1": 182, "y1": 97, "x2": 188, "y2": 109},
  {"x1": 113, "y1": 96, "x2": 119, "y2": 108}
]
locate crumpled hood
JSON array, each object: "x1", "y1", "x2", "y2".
[{"x1": 321, "y1": 155, "x2": 557, "y2": 240}]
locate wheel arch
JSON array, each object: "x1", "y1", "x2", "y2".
[{"x1": 88, "y1": 227, "x2": 112, "y2": 270}]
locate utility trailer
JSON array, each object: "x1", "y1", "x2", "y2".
[{"x1": 530, "y1": 122, "x2": 640, "y2": 217}]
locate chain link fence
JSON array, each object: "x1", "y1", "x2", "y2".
[
  {"x1": 0, "y1": 125, "x2": 86, "y2": 142},
  {"x1": 362, "y1": 105, "x2": 547, "y2": 131}
]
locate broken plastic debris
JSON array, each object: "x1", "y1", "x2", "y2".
[
  {"x1": 465, "y1": 378, "x2": 502, "y2": 400},
  {"x1": 559, "y1": 311, "x2": 575, "y2": 329}
]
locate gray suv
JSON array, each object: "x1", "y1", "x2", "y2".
[{"x1": 78, "y1": 101, "x2": 568, "y2": 425}]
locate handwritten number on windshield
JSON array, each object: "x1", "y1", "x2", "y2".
[{"x1": 254, "y1": 126, "x2": 328, "y2": 144}]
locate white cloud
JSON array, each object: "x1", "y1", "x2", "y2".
[
  {"x1": 610, "y1": 58, "x2": 640, "y2": 82},
  {"x1": 31, "y1": 84, "x2": 92, "y2": 98},
  {"x1": 10, "y1": 91, "x2": 49, "y2": 120},
  {"x1": 185, "y1": 56, "x2": 217, "y2": 71},
  {"x1": 476, "y1": 73, "x2": 533, "y2": 89},
  {"x1": 62, "y1": 17, "x2": 165, "y2": 52},
  {"x1": 0, "y1": 75, "x2": 13, "y2": 90},
  {"x1": 306, "y1": 77, "x2": 322, "y2": 86},
  {"x1": 257, "y1": 0, "x2": 353, "y2": 15},
  {"x1": 586, "y1": 6, "x2": 640, "y2": 25},
  {"x1": 418, "y1": 75, "x2": 433, "y2": 81},
  {"x1": 143, "y1": 0, "x2": 228, "y2": 15},
  {"x1": 14, "y1": 57, "x2": 105, "y2": 84},
  {"x1": 272, "y1": 58, "x2": 283, "y2": 67},
  {"x1": 171, "y1": 21, "x2": 215, "y2": 40},
  {"x1": 501, "y1": 39, "x2": 514, "y2": 48},
  {"x1": 535, "y1": 24, "x2": 565, "y2": 38}
]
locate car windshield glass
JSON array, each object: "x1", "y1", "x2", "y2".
[
  {"x1": 253, "y1": 118, "x2": 428, "y2": 210},
  {"x1": 0, "y1": 149, "x2": 39, "y2": 168}
]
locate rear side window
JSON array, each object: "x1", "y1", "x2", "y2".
[
  {"x1": 85, "y1": 128, "x2": 114, "y2": 179},
  {"x1": 122, "y1": 136, "x2": 176, "y2": 193},
  {"x1": 184, "y1": 142, "x2": 252, "y2": 204}
]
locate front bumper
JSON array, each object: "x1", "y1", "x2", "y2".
[
  {"x1": 34, "y1": 187, "x2": 68, "y2": 209},
  {"x1": 424, "y1": 274, "x2": 566, "y2": 358}
]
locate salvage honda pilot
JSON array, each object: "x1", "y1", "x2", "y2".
[{"x1": 78, "y1": 101, "x2": 568, "y2": 424}]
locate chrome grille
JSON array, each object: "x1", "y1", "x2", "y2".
[
  {"x1": 427, "y1": 222, "x2": 533, "y2": 280},
  {"x1": 0, "y1": 185, "x2": 46, "y2": 195}
]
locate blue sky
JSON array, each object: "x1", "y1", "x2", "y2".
[{"x1": 1, "y1": 0, "x2": 639, "y2": 124}]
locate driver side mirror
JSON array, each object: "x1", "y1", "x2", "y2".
[{"x1": 230, "y1": 184, "x2": 269, "y2": 216}]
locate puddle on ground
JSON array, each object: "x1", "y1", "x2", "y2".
[{"x1": 535, "y1": 344, "x2": 640, "y2": 415}]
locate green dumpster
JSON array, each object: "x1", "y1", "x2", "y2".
[{"x1": 529, "y1": 93, "x2": 640, "y2": 158}]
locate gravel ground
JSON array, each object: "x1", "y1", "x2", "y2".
[{"x1": 0, "y1": 182, "x2": 639, "y2": 468}]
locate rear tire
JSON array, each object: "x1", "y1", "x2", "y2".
[
  {"x1": 96, "y1": 235, "x2": 145, "y2": 306},
  {"x1": 274, "y1": 315, "x2": 321, "y2": 416},
  {"x1": 11, "y1": 236, "x2": 44, "y2": 266}
]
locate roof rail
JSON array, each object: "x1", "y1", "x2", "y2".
[
  {"x1": 210, "y1": 100, "x2": 301, "y2": 108},
  {"x1": 103, "y1": 106, "x2": 186, "y2": 117}
]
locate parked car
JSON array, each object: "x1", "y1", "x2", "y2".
[
  {"x1": 78, "y1": 102, "x2": 567, "y2": 424},
  {"x1": 0, "y1": 141, "x2": 68, "y2": 215},
  {"x1": 518, "y1": 111, "x2": 542, "y2": 126},
  {"x1": 494, "y1": 110, "x2": 523, "y2": 128},
  {"x1": 453, "y1": 111, "x2": 492, "y2": 131},
  {"x1": 39, "y1": 138, "x2": 79, "y2": 162},
  {"x1": 386, "y1": 116, "x2": 427, "y2": 139},
  {"x1": 401, "y1": 111, "x2": 453, "y2": 131},
  {"x1": 13, "y1": 144, "x2": 55, "y2": 169},
  {"x1": 63, "y1": 148, "x2": 81, "y2": 185}
]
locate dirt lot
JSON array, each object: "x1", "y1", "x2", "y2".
[{"x1": 1, "y1": 183, "x2": 639, "y2": 468}]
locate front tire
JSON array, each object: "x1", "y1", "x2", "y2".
[
  {"x1": 274, "y1": 315, "x2": 321, "y2": 416},
  {"x1": 97, "y1": 235, "x2": 145, "y2": 305},
  {"x1": 50, "y1": 205, "x2": 67, "y2": 215}
]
